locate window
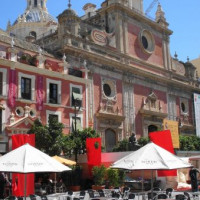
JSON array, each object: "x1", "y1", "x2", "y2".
[
  {"x1": 0, "y1": 106, "x2": 5, "y2": 134},
  {"x1": 34, "y1": 0, "x2": 37, "y2": 7},
  {"x1": 15, "y1": 107, "x2": 24, "y2": 117},
  {"x1": 18, "y1": 73, "x2": 35, "y2": 101},
  {"x1": 0, "y1": 72, "x2": 2, "y2": 96},
  {"x1": 21, "y1": 77, "x2": 31, "y2": 100},
  {"x1": 70, "y1": 84, "x2": 82, "y2": 107},
  {"x1": 142, "y1": 36, "x2": 148, "y2": 49},
  {"x1": 103, "y1": 83, "x2": 111, "y2": 97},
  {"x1": 72, "y1": 116, "x2": 82, "y2": 132},
  {"x1": 68, "y1": 68, "x2": 83, "y2": 78},
  {"x1": 168, "y1": 95, "x2": 177, "y2": 121},
  {"x1": 46, "y1": 110, "x2": 61, "y2": 124},
  {"x1": 139, "y1": 29, "x2": 155, "y2": 54},
  {"x1": 102, "y1": 78, "x2": 116, "y2": 100},
  {"x1": 180, "y1": 98, "x2": 189, "y2": 115},
  {"x1": 49, "y1": 114, "x2": 58, "y2": 123},
  {"x1": 41, "y1": 0, "x2": 43, "y2": 8},
  {"x1": 49, "y1": 83, "x2": 58, "y2": 104},
  {"x1": 46, "y1": 79, "x2": 61, "y2": 104},
  {"x1": 70, "y1": 112, "x2": 83, "y2": 132},
  {"x1": 29, "y1": 31, "x2": 37, "y2": 39},
  {"x1": 0, "y1": 110, "x2": 2, "y2": 134},
  {"x1": 0, "y1": 68, "x2": 7, "y2": 96}
]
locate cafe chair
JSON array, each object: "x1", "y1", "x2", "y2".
[
  {"x1": 122, "y1": 187, "x2": 130, "y2": 199},
  {"x1": 79, "y1": 190, "x2": 86, "y2": 200},
  {"x1": 29, "y1": 194, "x2": 37, "y2": 200},
  {"x1": 66, "y1": 190, "x2": 74, "y2": 200},
  {"x1": 127, "y1": 193, "x2": 135, "y2": 200},
  {"x1": 4, "y1": 196, "x2": 18, "y2": 200},
  {"x1": 40, "y1": 195, "x2": 48, "y2": 200},
  {"x1": 156, "y1": 193, "x2": 168, "y2": 199},
  {"x1": 175, "y1": 194, "x2": 187, "y2": 200},
  {"x1": 152, "y1": 187, "x2": 161, "y2": 191},
  {"x1": 97, "y1": 189, "x2": 105, "y2": 197},
  {"x1": 166, "y1": 188, "x2": 173, "y2": 198},
  {"x1": 111, "y1": 191, "x2": 121, "y2": 200},
  {"x1": 184, "y1": 192, "x2": 191, "y2": 200},
  {"x1": 147, "y1": 192, "x2": 157, "y2": 200},
  {"x1": 88, "y1": 189, "x2": 100, "y2": 200}
]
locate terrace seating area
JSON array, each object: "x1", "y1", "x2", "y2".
[{"x1": 6, "y1": 186, "x2": 200, "y2": 200}]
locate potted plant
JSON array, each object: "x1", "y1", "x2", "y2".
[
  {"x1": 61, "y1": 165, "x2": 82, "y2": 191},
  {"x1": 92, "y1": 165, "x2": 106, "y2": 190},
  {"x1": 106, "y1": 168, "x2": 120, "y2": 188}
]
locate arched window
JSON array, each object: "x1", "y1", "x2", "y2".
[
  {"x1": 105, "y1": 129, "x2": 117, "y2": 152},
  {"x1": 148, "y1": 125, "x2": 158, "y2": 134}
]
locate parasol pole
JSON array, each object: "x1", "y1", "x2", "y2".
[
  {"x1": 151, "y1": 170, "x2": 153, "y2": 200},
  {"x1": 141, "y1": 170, "x2": 144, "y2": 191},
  {"x1": 54, "y1": 173, "x2": 57, "y2": 193},
  {"x1": 24, "y1": 174, "x2": 27, "y2": 200},
  {"x1": 141, "y1": 170, "x2": 145, "y2": 200}
]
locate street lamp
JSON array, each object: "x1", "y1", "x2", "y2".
[{"x1": 72, "y1": 93, "x2": 82, "y2": 163}]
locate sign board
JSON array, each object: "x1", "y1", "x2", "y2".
[
  {"x1": 163, "y1": 119, "x2": 179, "y2": 148},
  {"x1": 194, "y1": 93, "x2": 200, "y2": 137}
]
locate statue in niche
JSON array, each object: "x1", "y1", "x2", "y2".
[{"x1": 128, "y1": 132, "x2": 140, "y2": 151}]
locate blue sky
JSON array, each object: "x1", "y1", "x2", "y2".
[{"x1": 0, "y1": 0, "x2": 200, "y2": 62}]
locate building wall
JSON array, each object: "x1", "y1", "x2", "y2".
[{"x1": 128, "y1": 23, "x2": 164, "y2": 66}]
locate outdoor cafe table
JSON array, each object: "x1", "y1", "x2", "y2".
[{"x1": 47, "y1": 192, "x2": 81, "y2": 200}]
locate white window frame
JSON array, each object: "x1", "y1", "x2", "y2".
[
  {"x1": 46, "y1": 110, "x2": 61, "y2": 124},
  {"x1": 18, "y1": 72, "x2": 35, "y2": 101},
  {"x1": 0, "y1": 68, "x2": 7, "y2": 97},
  {"x1": 0, "y1": 106, "x2": 6, "y2": 134},
  {"x1": 69, "y1": 113, "x2": 83, "y2": 132},
  {"x1": 70, "y1": 84, "x2": 82, "y2": 107},
  {"x1": 46, "y1": 78, "x2": 61, "y2": 104}
]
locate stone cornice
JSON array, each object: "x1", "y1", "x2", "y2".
[
  {"x1": 0, "y1": 58, "x2": 91, "y2": 85},
  {"x1": 62, "y1": 43, "x2": 200, "y2": 92},
  {"x1": 97, "y1": 3, "x2": 173, "y2": 35}
]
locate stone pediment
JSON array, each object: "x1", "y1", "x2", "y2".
[
  {"x1": 6, "y1": 116, "x2": 34, "y2": 133},
  {"x1": 140, "y1": 92, "x2": 167, "y2": 119}
]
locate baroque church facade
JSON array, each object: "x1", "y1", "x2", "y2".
[{"x1": 0, "y1": 0, "x2": 199, "y2": 153}]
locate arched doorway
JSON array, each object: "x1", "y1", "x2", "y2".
[
  {"x1": 148, "y1": 125, "x2": 158, "y2": 134},
  {"x1": 105, "y1": 129, "x2": 117, "y2": 152}
]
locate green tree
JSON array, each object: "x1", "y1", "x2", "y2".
[
  {"x1": 137, "y1": 136, "x2": 150, "y2": 147},
  {"x1": 112, "y1": 138, "x2": 129, "y2": 152},
  {"x1": 179, "y1": 135, "x2": 200, "y2": 151},
  {"x1": 63, "y1": 127, "x2": 100, "y2": 162},
  {"x1": 28, "y1": 118, "x2": 65, "y2": 156}
]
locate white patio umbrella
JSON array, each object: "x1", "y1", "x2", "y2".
[
  {"x1": 111, "y1": 142, "x2": 192, "y2": 193},
  {"x1": 0, "y1": 143, "x2": 71, "y2": 199}
]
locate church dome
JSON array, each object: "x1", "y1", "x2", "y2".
[
  {"x1": 7, "y1": 0, "x2": 57, "y2": 41},
  {"x1": 14, "y1": 10, "x2": 56, "y2": 25}
]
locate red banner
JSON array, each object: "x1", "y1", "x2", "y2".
[
  {"x1": 36, "y1": 76, "x2": 44, "y2": 111},
  {"x1": 8, "y1": 69, "x2": 16, "y2": 108},
  {"x1": 86, "y1": 138, "x2": 101, "y2": 176},
  {"x1": 12, "y1": 134, "x2": 35, "y2": 197},
  {"x1": 149, "y1": 130, "x2": 177, "y2": 177}
]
